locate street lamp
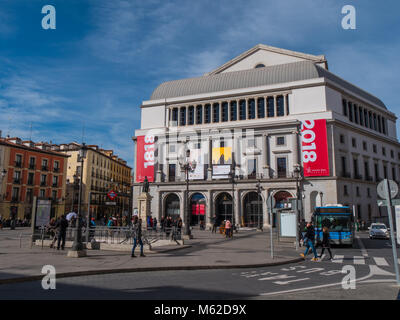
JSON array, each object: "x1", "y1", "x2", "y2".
[
  {"x1": 69, "y1": 143, "x2": 87, "y2": 257},
  {"x1": 319, "y1": 191, "x2": 324, "y2": 207},
  {"x1": 293, "y1": 166, "x2": 301, "y2": 251},
  {"x1": 179, "y1": 147, "x2": 196, "y2": 238},
  {"x1": 256, "y1": 174, "x2": 263, "y2": 231},
  {"x1": 229, "y1": 164, "x2": 236, "y2": 233}
]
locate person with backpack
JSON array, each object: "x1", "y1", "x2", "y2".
[
  {"x1": 319, "y1": 226, "x2": 333, "y2": 260},
  {"x1": 55, "y1": 215, "x2": 69, "y2": 250},
  {"x1": 300, "y1": 221, "x2": 318, "y2": 261}
]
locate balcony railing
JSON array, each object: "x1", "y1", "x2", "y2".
[
  {"x1": 41, "y1": 166, "x2": 48, "y2": 171},
  {"x1": 15, "y1": 161, "x2": 22, "y2": 168},
  {"x1": 52, "y1": 183, "x2": 58, "y2": 188},
  {"x1": 11, "y1": 197, "x2": 19, "y2": 202},
  {"x1": 40, "y1": 181, "x2": 47, "y2": 187},
  {"x1": 53, "y1": 167, "x2": 59, "y2": 173},
  {"x1": 13, "y1": 179, "x2": 21, "y2": 184},
  {"x1": 341, "y1": 172, "x2": 351, "y2": 178},
  {"x1": 29, "y1": 164, "x2": 36, "y2": 170}
]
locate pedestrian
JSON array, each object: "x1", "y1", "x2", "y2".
[
  {"x1": 225, "y1": 219, "x2": 232, "y2": 238},
  {"x1": 131, "y1": 217, "x2": 145, "y2": 257},
  {"x1": 55, "y1": 215, "x2": 69, "y2": 250},
  {"x1": 177, "y1": 218, "x2": 182, "y2": 239},
  {"x1": 319, "y1": 226, "x2": 333, "y2": 260},
  {"x1": 160, "y1": 216, "x2": 165, "y2": 232},
  {"x1": 46, "y1": 218, "x2": 57, "y2": 248},
  {"x1": 212, "y1": 217, "x2": 218, "y2": 234},
  {"x1": 300, "y1": 222, "x2": 318, "y2": 261},
  {"x1": 153, "y1": 217, "x2": 157, "y2": 231}
]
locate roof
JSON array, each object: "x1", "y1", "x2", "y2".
[
  {"x1": 0, "y1": 139, "x2": 69, "y2": 158},
  {"x1": 150, "y1": 60, "x2": 386, "y2": 110}
]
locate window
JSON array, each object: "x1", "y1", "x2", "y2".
[
  {"x1": 383, "y1": 166, "x2": 387, "y2": 179},
  {"x1": 255, "y1": 64, "x2": 265, "y2": 68},
  {"x1": 239, "y1": 100, "x2": 246, "y2": 120},
  {"x1": 390, "y1": 150, "x2": 394, "y2": 159},
  {"x1": 15, "y1": 154, "x2": 22, "y2": 167},
  {"x1": 40, "y1": 174, "x2": 47, "y2": 186},
  {"x1": 54, "y1": 161, "x2": 60, "y2": 172},
  {"x1": 377, "y1": 115, "x2": 382, "y2": 132},
  {"x1": 52, "y1": 176, "x2": 58, "y2": 187},
  {"x1": 188, "y1": 106, "x2": 194, "y2": 125},
  {"x1": 364, "y1": 109, "x2": 368, "y2": 128},
  {"x1": 28, "y1": 172, "x2": 34, "y2": 185},
  {"x1": 373, "y1": 113, "x2": 377, "y2": 131},
  {"x1": 247, "y1": 138, "x2": 255, "y2": 148},
  {"x1": 196, "y1": 105, "x2": 202, "y2": 124},
  {"x1": 341, "y1": 156, "x2": 347, "y2": 177},
  {"x1": 353, "y1": 158, "x2": 359, "y2": 179},
  {"x1": 168, "y1": 164, "x2": 176, "y2": 182},
  {"x1": 257, "y1": 98, "x2": 265, "y2": 118},
  {"x1": 267, "y1": 97, "x2": 274, "y2": 117},
  {"x1": 344, "y1": 185, "x2": 348, "y2": 196},
  {"x1": 247, "y1": 159, "x2": 257, "y2": 179},
  {"x1": 359, "y1": 107, "x2": 364, "y2": 126},
  {"x1": 340, "y1": 135, "x2": 345, "y2": 144},
  {"x1": 29, "y1": 157, "x2": 35, "y2": 169},
  {"x1": 352, "y1": 138, "x2": 357, "y2": 148},
  {"x1": 392, "y1": 167, "x2": 397, "y2": 181},
  {"x1": 382, "y1": 117, "x2": 386, "y2": 135},
  {"x1": 374, "y1": 163, "x2": 379, "y2": 181},
  {"x1": 342, "y1": 99, "x2": 347, "y2": 116},
  {"x1": 369, "y1": 111, "x2": 373, "y2": 129},
  {"x1": 354, "y1": 104, "x2": 358, "y2": 124},
  {"x1": 204, "y1": 104, "x2": 211, "y2": 123},
  {"x1": 248, "y1": 99, "x2": 255, "y2": 119},
  {"x1": 382, "y1": 147, "x2": 386, "y2": 156},
  {"x1": 277, "y1": 96, "x2": 284, "y2": 117},
  {"x1": 12, "y1": 187, "x2": 19, "y2": 201},
  {"x1": 277, "y1": 157, "x2": 287, "y2": 178},
  {"x1": 363, "y1": 141, "x2": 367, "y2": 151},
  {"x1": 39, "y1": 189, "x2": 45, "y2": 198},
  {"x1": 222, "y1": 102, "x2": 229, "y2": 122},
  {"x1": 13, "y1": 171, "x2": 21, "y2": 184},
  {"x1": 356, "y1": 187, "x2": 360, "y2": 197},
  {"x1": 42, "y1": 159, "x2": 48, "y2": 170},
  {"x1": 286, "y1": 95, "x2": 290, "y2": 115},
  {"x1": 373, "y1": 145, "x2": 377, "y2": 153},
  {"x1": 26, "y1": 188, "x2": 33, "y2": 203},
  {"x1": 367, "y1": 188, "x2": 371, "y2": 198},
  {"x1": 179, "y1": 107, "x2": 186, "y2": 126},
  {"x1": 348, "y1": 102, "x2": 353, "y2": 122},
  {"x1": 230, "y1": 101, "x2": 237, "y2": 121},
  {"x1": 276, "y1": 136, "x2": 285, "y2": 146},
  {"x1": 52, "y1": 190, "x2": 57, "y2": 200},
  {"x1": 169, "y1": 144, "x2": 176, "y2": 153},
  {"x1": 172, "y1": 108, "x2": 178, "y2": 123},
  {"x1": 212, "y1": 103, "x2": 219, "y2": 123}
]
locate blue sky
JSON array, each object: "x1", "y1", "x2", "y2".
[{"x1": 0, "y1": 0, "x2": 399, "y2": 168}]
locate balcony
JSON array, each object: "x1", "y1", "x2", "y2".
[
  {"x1": 354, "y1": 174, "x2": 363, "y2": 180},
  {"x1": 11, "y1": 197, "x2": 19, "y2": 203},
  {"x1": 15, "y1": 161, "x2": 22, "y2": 168},
  {"x1": 341, "y1": 172, "x2": 351, "y2": 178},
  {"x1": 27, "y1": 180, "x2": 34, "y2": 186},
  {"x1": 52, "y1": 183, "x2": 58, "y2": 188},
  {"x1": 366, "y1": 176, "x2": 373, "y2": 182},
  {"x1": 41, "y1": 166, "x2": 48, "y2": 171},
  {"x1": 40, "y1": 181, "x2": 47, "y2": 187},
  {"x1": 53, "y1": 167, "x2": 59, "y2": 173},
  {"x1": 13, "y1": 179, "x2": 21, "y2": 184},
  {"x1": 29, "y1": 164, "x2": 36, "y2": 170}
]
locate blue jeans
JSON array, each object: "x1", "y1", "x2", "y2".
[
  {"x1": 304, "y1": 240, "x2": 318, "y2": 258},
  {"x1": 132, "y1": 238, "x2": 143, "y2": 255}
]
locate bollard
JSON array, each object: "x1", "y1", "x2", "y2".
[{"x1": 19, "y1": 233, "x2": 22, "y2": 248}]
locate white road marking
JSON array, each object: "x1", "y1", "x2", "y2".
[
  {"x1": 353, "y1": 256, "x2": 365, "y2": 265},
  {"x1": 373, "y1": 257, "x2": 389, "y2": 266},
  {"x1": 356, "y1": 235, "x2": 368, "y2": 257},
  {"x1": 332, "y1": 255, "x2": 344, "y2": 263},
  {"x1": 274, "y1": 278, "x2": 310, "y2": 285},
  {"x1": 320, "y1": 254, "x2": 326, "y2": 261},
  {"x1": 258, "y1": 274, "x2": 296, "y2": 281}
]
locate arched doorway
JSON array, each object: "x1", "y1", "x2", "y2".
[
  {"x1": 243, "y1": 192, "x2": 263, "y2": 228},
  {"x1": 164, "y1": 193, "x2": 180, "y2": 220},
  {"x1": 215, "y1": 192, "x2": 232, "y2": 225},
  {"x1": 190, "y1": 193, "x2": 206, "y2": 226}
]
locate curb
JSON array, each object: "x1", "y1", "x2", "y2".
[{"x1": 0, "y1": 257, "x2": 304, "y2": 285}]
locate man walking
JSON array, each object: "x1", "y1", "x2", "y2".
[
  {"x1": 55, "y1": 215, "x2": 69, "y2": 250},
  {"x1": 131, "y1": 217, "x2": 145, "y2": 257},
  {"x1": 300, "y1": 222, "x2": 318, "y2": 261}
]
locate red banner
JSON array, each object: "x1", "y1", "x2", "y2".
[
  {"x1": 191, "y1": 204, "x2": 205, "y2": 215},
  {"x1": 301, "y1": 119, "x2": 330, "y2": 177},
  {"x1": 136, "y1": 135, "x2": 155, "y2": 182}
]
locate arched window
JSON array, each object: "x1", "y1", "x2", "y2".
[
  {"x1": 255, "y1": 64, "x2": 266, "y2": 68},
  {"x1": 257, "y1": 98, "x2": 265, "y2": 118}
]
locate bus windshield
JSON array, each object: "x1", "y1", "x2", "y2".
[{"x1": 316, "y1": 215, "x2": 352, "y2": 232}]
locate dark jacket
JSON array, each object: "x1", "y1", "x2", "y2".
[
  {"x1": 55, "y1": 217, "x2": 69, "y2": 233},
  {"x1": 304, "y1": 225, "x2": 315, "y2": 241},
  {"x1": 133, "y1": 221, "x2": 142, "y2": 240},
  {"x1": 322, "y1": 231, "x2": 330, "y2": 247}
]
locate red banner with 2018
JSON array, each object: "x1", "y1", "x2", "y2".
[
  {"x1": 301, "y1": 119, "x2": 330, "y2": 177},
  {"x1": 136, "y1": 135, "x2": 155, "y2": 183}
]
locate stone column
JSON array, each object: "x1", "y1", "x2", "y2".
[
  {"x1": 292, "y1": 131, "x2": 299, "y2": 168},
  {"x1": 207, "y1": 137, "x2": 213, "y2": 180},
  {"x1": 206, "y1": 190, "x2": 212, "y2": 229},
  {"x1": 264, "y1": 97, "x2": 268, "y2": 118},
  {"x1": 274, "y1": 95, "x2": 278, "y2": 117},
  {"x1": 283, "y1": 94, "x2": 288, "y2": 116},
  {"x1": 246, "y1": 98, "x2": 249, "y2": 120},
  {"x1": 263, "y1": 134, "x2": 271, "y2": 178},
  {"x1": 234, "y1": 189, "x2": 240, "y2": 227}
]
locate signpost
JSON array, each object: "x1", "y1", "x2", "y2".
[
  {"x1": 267, "y1": 194, "x2": 275, "y2": 259},
  {"x1": 378, "y1": 179, "x2": 400, "y2": 286},
  {"x1": 395, "y1": 206, "x2": 400, "y2": 246}
]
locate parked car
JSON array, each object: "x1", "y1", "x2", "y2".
[{"x1": 369, "y1": 223, "x2": 390, "y2": 239}]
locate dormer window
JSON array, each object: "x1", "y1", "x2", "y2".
[{"x1": 255, "y1": 64, "x2": 265, "y2": 68}]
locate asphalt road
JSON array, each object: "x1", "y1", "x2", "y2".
[{"x1": 0, "y1": 232, "x2": 399, "y2": 300}]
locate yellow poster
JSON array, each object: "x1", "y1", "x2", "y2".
[{"x1": 212, "y1": 147, "x2": 232, "y2": 164}]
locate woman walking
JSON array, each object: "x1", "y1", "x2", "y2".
[{"x1": 319, "y1": 226, "x2": 333, "y2": 260}]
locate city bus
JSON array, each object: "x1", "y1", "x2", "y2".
[{"x1": 312, "y1": 204, "x2": 355, "y2": 247}]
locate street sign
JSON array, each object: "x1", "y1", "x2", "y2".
[
  {"x1": 377, "y1": 179, "x2": 398, "y2": 199},
  {"x1": 105, "y1": 202, "x2": 116, "y2": 206},
  {"x1": 107, "y1": 190, "x2": 117, "y2": 201},
  {"x1": 377, "y1": 199, "x2": 400, "y2": 206}
]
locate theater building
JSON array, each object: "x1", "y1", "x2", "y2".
[{"x1": 132, "y1": 44, "x2": 400, "y2": 228}]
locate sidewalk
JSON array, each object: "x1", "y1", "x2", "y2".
[{"x1": 0, "y1": 228, "x2": 302, "y2": 283}]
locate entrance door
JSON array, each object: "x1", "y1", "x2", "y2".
[
  {"x1": 215, "y1": 193, "x2": 233, "y2": 225},
  {"x1": 243, "y1": 192, "x2": 262, "y2": 228}
]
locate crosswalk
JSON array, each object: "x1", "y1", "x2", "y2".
[{"x1": 317, "y1": 255, "x2": 399, "y2": 267}]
